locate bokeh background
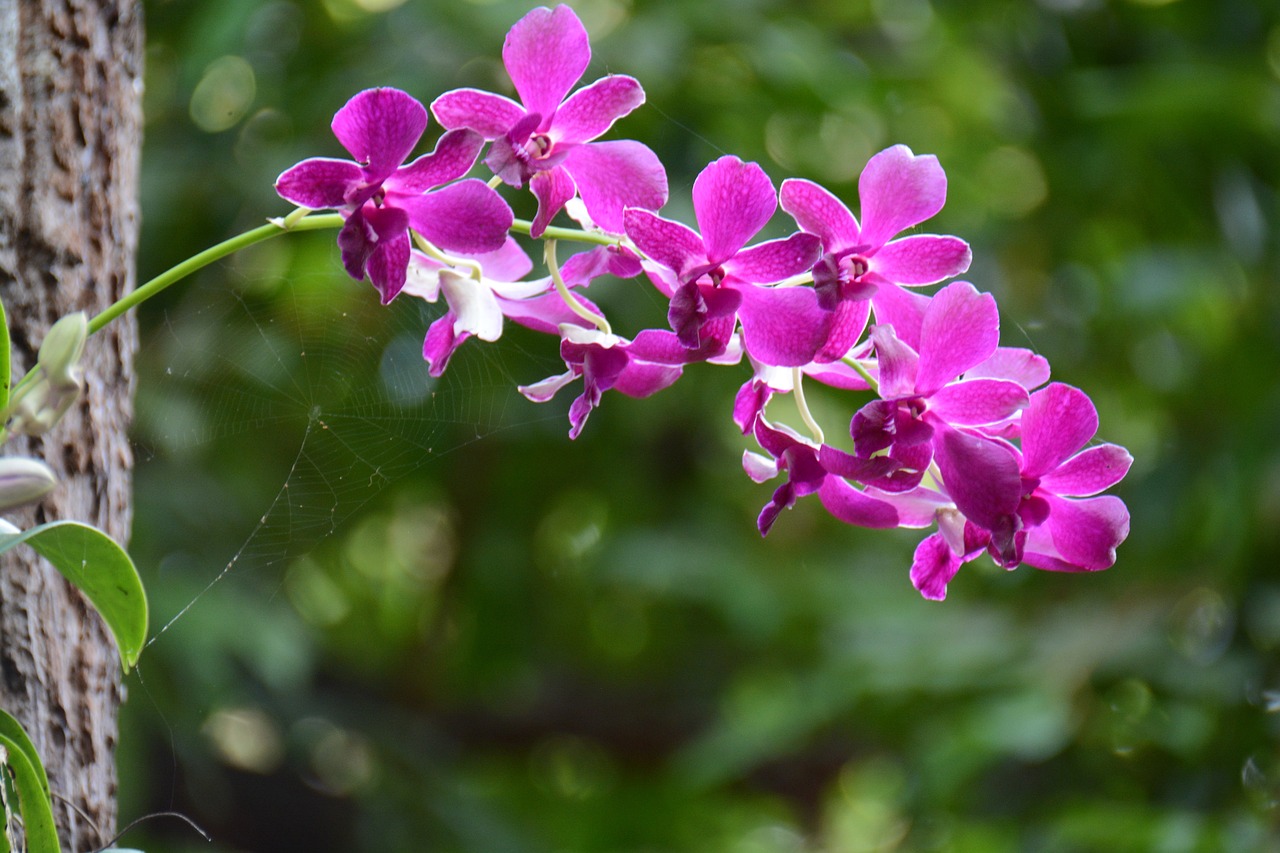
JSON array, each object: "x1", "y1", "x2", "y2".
[{"x1": 121, "y1": 0, "x2": 1280, "y2": 850}]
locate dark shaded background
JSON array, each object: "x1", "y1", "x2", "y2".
[{"x1": 119, "y1": 0, "x2": 1280, "y2": 850}]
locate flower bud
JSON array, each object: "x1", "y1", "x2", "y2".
[
  {"x1": 38, "y1": 312, "x2": 88, "y2": 390},
  {"x1": 0, "y1": 457, "x2": 57, "y2": 511}
]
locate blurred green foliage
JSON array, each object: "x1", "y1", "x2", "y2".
[{"x1": 120, "y1": 0, "x2": 1280, "y2": 850}]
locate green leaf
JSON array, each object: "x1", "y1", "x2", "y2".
[
  {"x1": 0, "y1": 521, "x2": 147, "y2": 670},
  {"x1": 0, "y1": 293, "x2": 9, "y2": 413},
  {"x1": 0, "y1": 733, "x2": 59, "y2": 853},
  {"x1": 0, "y1": 712, "x2": 49, "y2": 803}
]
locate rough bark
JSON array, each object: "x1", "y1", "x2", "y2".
[{"x1": 0, "y1": 1, "x2": 141, "y2": 850}]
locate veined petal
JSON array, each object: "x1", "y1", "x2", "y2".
[
  {"x1": 865, "y1": 485, "x2": 952, "y2": 528},
  {"x1": 733, "y1": 283, "x2": 828, "y2": 367},
  {"x1": 530, "y1": 166, "x2": 579, "y2": 238},
  {"x1": 814, "y1": 297, "x2": 872, "y2": 363},
  {"x1": 910, "y1": 533, "x2": 964, "y2": 600},
  {"x1": 725, "y1": 233, "x2": 822, "y2": 284},
  {"x1": 366, "y1": 228, "x2": 411, "y2": 304},
  {"x1": 564, "y1": 140, "x2": 668, "y2": 235},
  {"x1": 1021, "y1": 383, "x2": 1099, "y2": 480},
  {"x1": 869, "y1": 325, "x2": 919, "y2": 400},
  {"x1": 933, "y1": 424, "x2": 1022, "y2": 532},
  {"x1": 422, "y1": 311, "x2": 468, "y2": 377},
  {"x1": 473, "y1": 237, "x2": 535, "y2": 282},
  {"x1": 915, "y1": 281, "x2": 999, "y2": 396},
  {"x1": 1040, "y1": 444, "x2": 1132, "y2": 497},
  {"x1": 499, "y1": 291, "x2": 592, "y2": 335},
  {"x1": 504, "y1": 5, "x2": 590, "y2": 119},
  {"x1": 332, "y1": 88, "x2": 426, "y2": 180},
  {"x1": 275, "y1": 158, "x2": 365, "y2": 209},
  {"x1": 612, "y1": 359, "x2": 683, "y2": 398},
  {"x1": 873, "y1": 235, "x2": 972, "y2": 285},
  {"x1": 1031, "y1": 494, "x2": 1129, "y2": 571},
  {"x1": 555, "y1": 75, "x2": 645, "y2": 143},
  {"x1": 817, "y1": 477, "x2": 900, "y2": 529},
  {"x1": 624, "y1": 209, "x2": 707, "y2": 276},
  {"x1": 869, "y1": 281, "x2": 930, "y2": 351},
  {"x1": 693, "y1": 156, "x2": 777, "y2": 264},
  {"x1": 857, "y1": 144, "x2": 948, "y2": 250},
  {"x1": 430, "y1": 88, "x2": 526, "y2": 139},
  {"x1": 779, "y1": 178, "x2": 860, "y2": 250},
  {"x1": 391, "y1": 129, "x2": 485, "y2": 192},
  {"x1": 966, "y1": 347, "x2": 1051, "y2": 390},
  {"x1": 400, "y1": 179, "x2": 513, "y2": 254},
  {"x1": 929, "y1": 378, "x2": 1028, "y2": 426}
]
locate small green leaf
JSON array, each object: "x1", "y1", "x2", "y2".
[
  {"x1": 0, "y1": 711, "x2": 49, "y2": 802},
  {"x1": 0, "y1": 734, "x2": 59, "y2": 853},
  {"x1": 0, "y1": 293, "x2": 9, "y2": 413},
  {"x1": 0, "y1": 521, "x2": 147, "y2": 670}
]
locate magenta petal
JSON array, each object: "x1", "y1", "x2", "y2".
[
  {"x1": 734, "y1": 283, "x2": 828, "y2": 367},
  {"x1": 529, "y1": 167, "x2": 578, "y2": 238},
  {"x1": 624, "y1": 209, "x2": 707, "y2": 276},
  {"x1": 726, "y1": 233, "x2": 823, "y2": 284},
  {"x1": 499, "y1": 291, "x2": 591, "y2": 335},
  {"x1": 423, "y1": 311, "x2": 467, "y2": 377},
  {"x1": 275, "y1": 158, "x2": 365, "y2": 209},
  {"x1": 910, "y1": 533, "x2": 964, "y2": 600},
  {"x1": 817, "y1": 477, "x2": 900, "y2": 529},
  {"x1": 779, "y1": 178, "x2": 860, "y2": 250},
  {"x1": 555, "y1": 75, "x2": 645, "y2": 143},
  {"x1": 430, "y1": 88, "x2": 526, "y2": 139},
  {"x1": 857, "y1": 144, "x2": 948, "y2": 250},
  {"x1": 331, "y1": 88, "x2": 426, "y2": 179},
  {"x1": 503, "y1": 5, "x2": 590, "y2": 119},
  {"x1": 869, "y1": 325, "x2": 919, "y2": 400},
  {"x1": 929, "y1": 379, "x2": 1028, "y2": 426},
  {"x1": 815, "y1": 297, "x2": 871, "y2": 363},
  {"x1": 400, "y1": 179, "x2": 513, "y2": 254},
  {"x1": 612, "y1": 359, "x2": 683, "y2": 398},
  {"x1": 1035, "y1": 494, "x2": 1129, "y2": 571},
  {"x1": 915, "y1": 281, "x2": 1000, "y2": 396},
  {"x1": 391, "y1": 129, "x2": 485, "y2": 192},
  {"x1": 1021, "y1": 383, "x2": 1099, "y2": 479},
  {"x1": 933, "y1": 424, "x2": 1022, "y2": 531},
  {"x1": 873, "y1": 235, "x2": 972, "y2": 285},
  {"x1": 337, "y1": 213, "x2": 376, "y2": 282},
  {"x1": 473, "y1": 237, "x2": 534, "y2": 282},
  {"x1": 869, "y1": 281, "x2": 930, "y2": 351},
  {"x1": 1040, "y1": 444, "x2": 1132, "y2": 497},
  {"x1": 367, "y1": 229, "x2": 411, "y2": 304},
  {"x1": 966, "y1": 347, "x2": 1051, "y2": 390},
  {"x1": 693, "y1": 156, "x2": 777, "y2": 264},
  {"x1": 564, "y1": 140, "x2": 668, "y2": 234}
]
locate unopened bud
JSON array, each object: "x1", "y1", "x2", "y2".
[
  {"x1": 38, "y1": 312, "x2": 88, "y2": 390},
  {"x1": 0, "y1": 457, "x2": 57, "y2": 511}
]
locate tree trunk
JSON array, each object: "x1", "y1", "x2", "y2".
[{"x1": 0, "y1": 1, "x2": 141, "y2": 849}]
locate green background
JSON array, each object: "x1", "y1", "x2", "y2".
[{"x1": 121, "y1": 0, "x2": 1280, "y2": 850}]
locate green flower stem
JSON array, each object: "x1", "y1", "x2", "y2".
[
  {"x1": 546, "y1": 239, "x2": 611, "y2": 334},
  {"x1": 842, "y1": 354, "x2": 879, "y2": 393},
  {"x1": 792, "y1": 367, "x2": 825, "y2": 445},
  {"x1": 88, "y1": 212, "x2": 345, "y2": 336},
  {"x1": 510, "y1": 218, "x2": 621, "y2": 247}
]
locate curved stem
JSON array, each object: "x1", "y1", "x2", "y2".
[
  {"x1": 89, "y1": 212, "x2": 345, "y2": 335},
  {"x1": 511, "y1": 218, "x2": 621, "y2": 247},
  {"x1": 546, "y1": 239, "x2": 610, "y2": 334},
  {"x1": 842, "y1": 354, "x2": 879, "y2": 394},
  {"x1": 792, "y1": 367, "x2": 824, "y2": 445}
]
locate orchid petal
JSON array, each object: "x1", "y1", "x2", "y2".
[
  {"x1": 422, "y1": 311, "x2": 469, "y2": 377},
  {"x1": 366, "y1": 228, "x2": 411, "y2": 304},
  {"x1": 693, "y1": 156, "x2": 777, "y2": 264},
  {"x1": 725, "y1": 233, "x2": 822, "y2": 284},
  {"x1": 1040, "y1": 444, "x2": 1133, "y2": 497},
  {"x1": 612, "y1": 359, "x2": 683, "y2": 398},
  {"x1": 857, "y1": 144, "x2": 947, "y2": 249},
  {"x1": 873, "y1": 235, "x2": 972, "y2": 285},
  {"x1": 519, "y1": 369, "x2": 577, "y2": 403},
  {"x1": 400, "y1": 179, "x2": 513, "y2": 254},
  {"x1": 564, "y1": 140, "x2": 668, "y2": 235},
  {"x1": 624, "y1": 209, "x2": 707, "y2": 277},
  {"x1": 529, "y1": 166, "x2": 579, "y2": 238},
  {"x1": 440, "y1": 272, "x2": 504, "y2": 342},
  {"x1": 555, "y1": 75, "x2": 646, "y2": 143},
  {"x1": 910, "y1": 533, "x2": 964, "y2": 600},
  {"x1": 733, "y1": 284, "x2": 828, "y2": 367},
  {"x1": 815, "y1": 297, "x2": 872, "y2": 364},
  {"x1": 817, "y1": 477, "x2": 900, "y2": 529},
  {"x1": 430, "y1": 88, "x2": 526, "y2": 139},
  {"x1": 933, "y1": 424, "x2": 1022, "y2": 532},
  {"x1": 1031, "y1": 494, "x2": 1129, "y2": 571},
  {"x1": 869, "y1": 325, "x2": 919, "y2": 400},
  {"x1": 929, "y1": 379, "x2": 1028, "y2": 426},
  {"x1": 779, "y1": 178, "x2": 860, "y2": 250},
  {"x1": 500, "y1": 291, "x2": 593, "y2": 335},
  {"x1": 391, "y1": 129, "x2": 485, "y2": 192},
  {"x1": 1021, "y1": 383, "x2": 1099, "y2": 480},
  {"x1": 331, "y1": 88, "x2": 426, "y2": 181},
  {"x1": 966, "y1": 347, "x2": 1051, "y2": 390},
  {"x1": 504, "y1": 5, "x2": 590, "y2": 120},
  {"x1": 275, "y1": 158, "x2": 366, "y2": 209},
  {"x1": 869, "y1": 281, "x2": 930, "y2": 351},
  {"x1": 915, "y1": 281, "x2": 999, "y2": 396}
]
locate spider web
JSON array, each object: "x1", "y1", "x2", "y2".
[{"x1": 130, "y1": 260, "x2": 565, "y2": 646}]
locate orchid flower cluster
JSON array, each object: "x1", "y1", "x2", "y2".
[{"x1": 273, "y1": 4, "x2": 1131, "y2": 601}]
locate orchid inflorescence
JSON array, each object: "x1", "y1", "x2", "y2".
[{"x1": 274, "y1": 4, "x2": 1131, "y2": 601}]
